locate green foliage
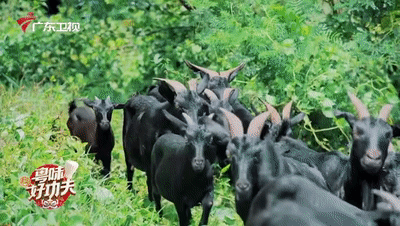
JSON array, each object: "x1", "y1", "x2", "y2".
[
  {"x1": 0, "y1": 84, "x2": 242, "y2": 225},
  {"x1": 1, "y1": 0, "x2": 399, "y2": 149},
  {"x1": 1, "y1": 0, "x2": 400, "y2": 223}
]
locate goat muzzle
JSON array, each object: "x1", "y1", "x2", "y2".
[
  {"x1": 361, "y1": 150, "x2": 384, "y2": 174},
  {"x1": 99, "y1": 121, "x2": 110, "y2": 130},
  {"x1": 366, "y1": 149, "x2": 382, "y2": 160},
  {"x1": 236, "y1": 180, "x2": 250, "y2": 192},
  {"x1": 192, "y1": 158, "x2": 205, "y2": 172}
]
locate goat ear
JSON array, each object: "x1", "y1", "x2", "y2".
[
  {"x1": 392, "y1": 125, "x2": 400, "y2": 138},
  {"x1": 83, "y1": 99, "x2": 95, "y2": 108},
  {"x1": 348, "y1": 92, "x2": 370, "y2": 119},
  {"x1": 335, "y1": 110, "x2": 356, "y2": 128},
  {"x1": 290, "y1": 112, "x2": 306, "y2": 126},
  {"x1": 157, "y1": 79, "x2": 178, "y2": 104},
  {"x1": 276, "y1": 120, "x2": 291, "y2": 140},
  {"x1": 220, "y1": 63, "x2": 245, "y2": 82},
  {"x1": 162, "y1": 109, "x2": 187, "y2": 130},
  {"x1": 228, "y1": 89, "x2": 239, "y2": 104},
  {"x1": 197, "y1": 72, "x2": 209, "y2": 94},
  {"x1": 378, "y1": 104, "x2": 393, "y2": 122},
  {"x1": 185, "y1": 60, "x2": 219, "y2": 78},
  {"x1": 113, "y1": 103, "x2": 125, "y2": 109}
]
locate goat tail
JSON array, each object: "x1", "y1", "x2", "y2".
[{"x1": 68, "y1": 99, "x2": 78, "y2": 114}]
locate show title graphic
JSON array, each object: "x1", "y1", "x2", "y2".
[
  {"x1": 19, "y1": 161, "x2": 79, "y2": 209},
  {"x1": 16, "y1": 12, "x2": 36, "y2": 32},
  {"x1": 17, "y1": 12, "x2": 80, "y2": 33}
]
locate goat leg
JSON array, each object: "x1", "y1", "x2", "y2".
[
  {"x1": 152, "y1": 191, "x2": 163, "y2": 217},
  {"x1": 125, "y1": 158, "x2": 134, "y2": 191},
  {"x1": 176, "y1": 203, "x2": 191, "y2": 226},
  {"x1": 199, "y1": 190, "x2": 214, "y2": 226},
  {"x1": 146, "y1": 170, "x2": 153, "y2": 201},
  {"x1": 99, "y1": 153, "x2": 111, "y2": 178}
]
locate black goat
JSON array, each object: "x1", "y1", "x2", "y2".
[
  {"x1": 326, "y1": 93, "x2": 394, "y2": 210},
  {"x1": 246, "y1": 175, "x2": 397, "y2": 226},
  {"x1": 67, "y1": 96, "x2": 124, "y2": 176},
  {"x1": 381, "y1": 150, "x2": 400, "y2": 198},
  {"x1": 373, "y1": 189, "x2": 400, "y2": 225},
  {"x1": 122, "y1": 95, "x2": 180, "y2": 197},
  {"x1": 123, "y1": 79, "x2": 210, "y2": 198},
  {"x1": 262, "y1": 100, "x2": 306, "y2": 139},
  {"x1": 185, "y1": 60, "x2": 245, "y2": 98},
  {"x1": 155, "y1": 78, "x2": 210, "y2": 121},
  {"x1": 185, "y1": 60, "x2": 254, "y2": 131},
  {"x1": 203, "y1": 88, "x2": 238, "y2": 123},
  {"x1": 151, "y1": 112, "x2": 215, "y2": 226},
  {"x1": 276, "y1": 93, "x2": 394, "y2": 210},
  {"x1": 220, "y1": 108, "x2": 328, "y2": 222}
]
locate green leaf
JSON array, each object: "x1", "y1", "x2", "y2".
[
  {"x1": 191, "y1": 44, "x2": 202, "y2": 53},
  {"x1": 322, "y1": 109, "x2": 334, "y2": 118},
  {"x1": 307, "y1": 90, "x2": 324, "y2": 100},
  {"x1": 220, "y1": 164, "x2": 231, "y2": 174},
  {"x1": 18, "y1": 214, "x2": 34, "y2": 226},
  {"x1": 47, "y1": 212, "x2": 57, "y2": 226},
  {"x1": 265, "y1": 94, "x2": 277, "y2": 105},
  {"x1": 33, "y1": 217, "x2": 47, "y2": 226},
  {"x1": 153, "y1": 54, "x2": 162, "y2": 64},
  {"x1": 0, "y1": 212, "x2": 9, "y2": 223},
  {"x1": 321, "y1": 98, "x2": 335, "y2": 108}
]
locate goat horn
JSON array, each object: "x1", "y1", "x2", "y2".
[
  {"x1": 264, "y1": 102, "x2": 282, "y2": 125},
  {"x1": 222, "y1": 88, "x2": 235, "y2": 101},
  {"x1": 247, "y1": 111, "x2": 271, "y2": 138},
  {"x1": 388, "y1": 142, "x2": 394, "y2": 153},
  {"x1": 220, "y1": 108, "x2": 244, "y2": 137},
  {"x1": 219, "y1": 63, "x2": 246, "y2": 79},
  {"x1": 155, "y1": 78, "x2": 187, "y2": 93},
  {"x1": 182, "y1": 113, "x2": 195, "y2": 127},
  {"x1": 348, "y1": 92, "x2": 370, "y2": 119},
  {"x1": 185, "y1": 60, "x2": 219, "y2": 78},
  {"x1": 378, "y1": 104, "x2": 393, "y2": 122},
  {"x1": 204, "y1": 89, "x2": 219, "y2": 102},
  {"x1": 372, "y1": 189, "x2": 400, "y2": 212},
  {"x1": 282, "y1": 101, "x2": 293, "y2": 120},
  {"x1": 188, "y1": 79, "x2": 198, "y2": 91}
]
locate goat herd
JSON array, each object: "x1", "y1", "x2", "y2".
[{"x1": 66, "y1": 61, "x2": 400, "y2": 226}]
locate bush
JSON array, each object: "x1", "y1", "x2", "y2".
[{"x1": 1, "y1": 0, "x2": 399, "y2": 150}]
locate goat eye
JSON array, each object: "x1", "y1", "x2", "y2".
[
  {"x1": 253, "y1": 156, "x2": 259, "y2": 163},
  {"x1": 354, "y1": 129, "x2": 364, "y2": 138}
]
